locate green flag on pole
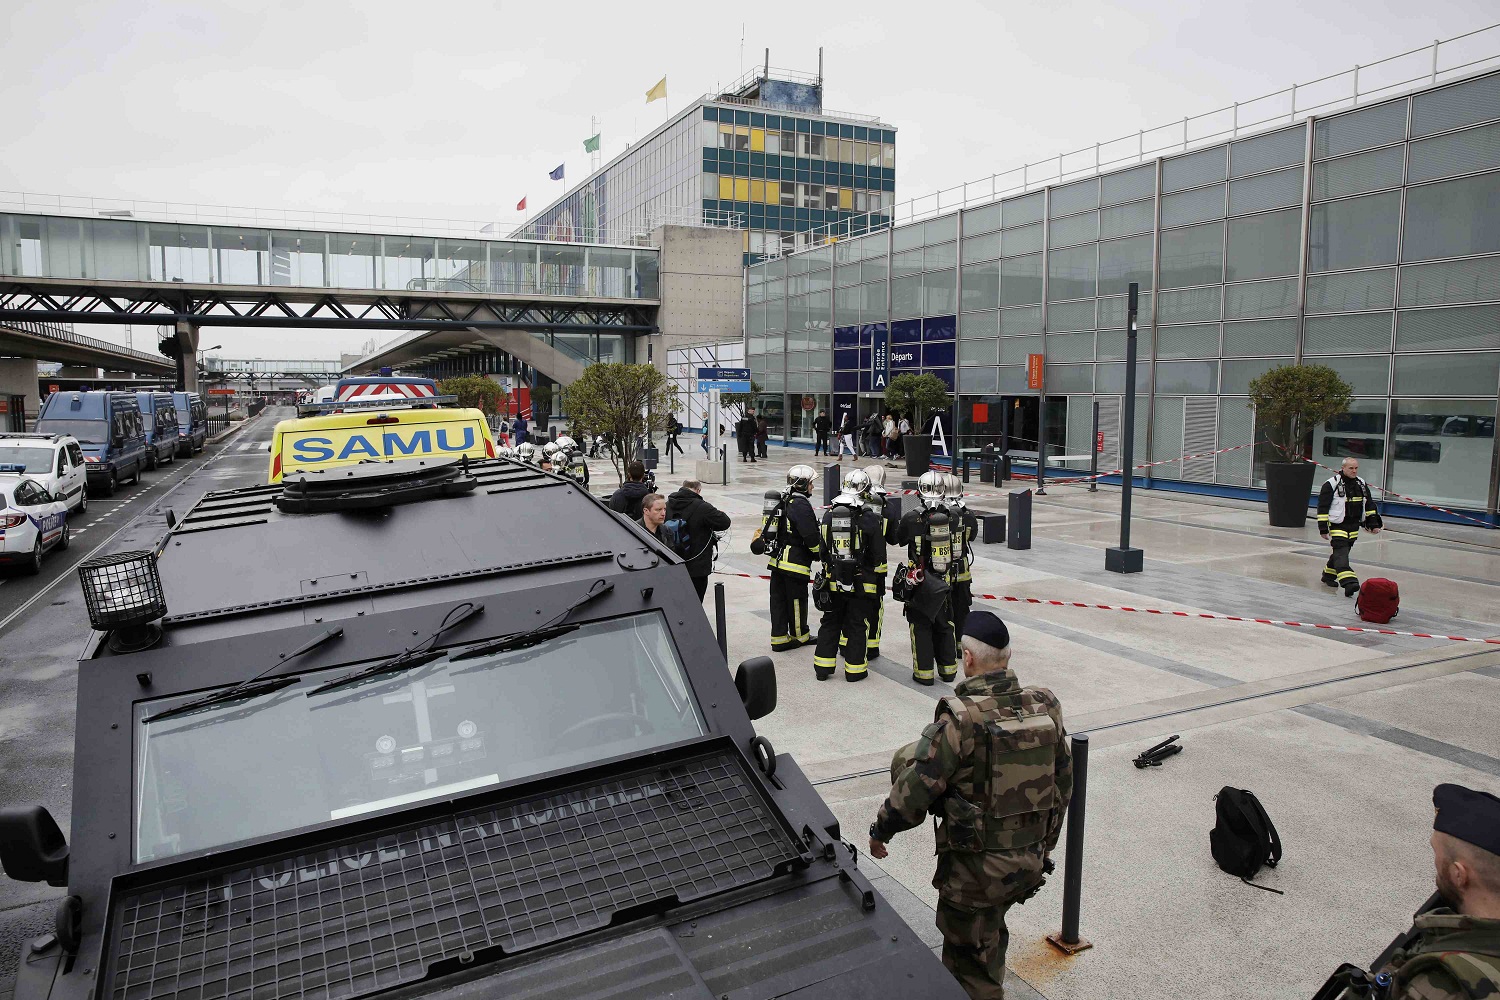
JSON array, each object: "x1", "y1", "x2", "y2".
[{"x1": 583, "y1": 133, "x2": 601, "y2": 153}]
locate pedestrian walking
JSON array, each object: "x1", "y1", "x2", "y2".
[
  {"x1": 750, "y1": 465, "x2": 821, "y2": 651},
  {"x1": 811, "y1": 470, "x2": 884, "y2": 682},
  {"x1": 870, "y1": 611, "x2": 1072, "y2": 1000},
  {"x1": 1317, "y1": 456, "x2": 1382, "y2": 597},
  {"x1": 665, "y1": 414, "x2": 685, "y2": 455},
  {"x1": 813, "y1": 409, "x2": 832, "y2": 456},
  {"x1": 896, "y1": 414, "x2": 910, "y2": 458},
  {"x1": 737, "y1": 409, "x2": 758, "y2": 463},
  {"x1": 514, "y1": 412, "x2": 529, "y2": 446},
  {"x1": 835, "y1": 410, "x2": 857, "y2": 460},
  {"x1": 756, "y1": 414, "x2": 769, "y2": 459},
  {"x1": 896, "y1": 472, "x2": 959, "y2": 684},
  {"x1": 866, "y1": 411, "x2": 883, "y2": 459},
  {"x1": 666, "y1": 479, "x2": 732, "y2": 600},
  {"x1": 883, "y1": 413, "x2": 898, "y2": 461}
]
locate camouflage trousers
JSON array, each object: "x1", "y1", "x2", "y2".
[{"x1": 937, "y1": 897, "x2": 1013, "y2": 1000}]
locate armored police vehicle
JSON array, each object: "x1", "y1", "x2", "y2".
[{"x1": 1, "y1": 456, "x2": 962, "y2": 1000}]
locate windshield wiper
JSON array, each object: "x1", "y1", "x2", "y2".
[
  {"x1": 449, "y1": 579, "x2": 614, "y2": 663},
  {"x1": 307, "y1": 602, "x2": 484, "y2": 697},
  {"x1": 143, "y1": 626, "x2": 344, "y2": 724}
]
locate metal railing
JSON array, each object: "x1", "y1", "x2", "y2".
[
  {"x1": 702, "y1": 92, "x2": 883, "y2": 125},
  {"x1": 510, "y1": 207, "x2": 744, "y2": 244},
  {"x1": 0, "y1": 318, "x2": 171, "y2": 367},
  {"x1": 768, "y1": 22, "x2": 1500, "y2": 256}
]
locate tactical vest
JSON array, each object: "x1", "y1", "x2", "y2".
[
  {"x1": 1387, "y1": 911, "x2": 1500, "y2": 999},
  {"x1": 932, "y1": 690, "x2": 1061, "y2": 853},
  {"x1": 1325, "y1": 474, "x2": 1368, "y2": 525}
]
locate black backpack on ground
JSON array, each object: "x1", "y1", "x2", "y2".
[{"x1": 1210, "y1": 786, "x2": 1283, "y2": 893}]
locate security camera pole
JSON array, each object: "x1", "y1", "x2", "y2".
[{"x1": 1105, "y1": 282, "x2": 1144, "y2": 574}]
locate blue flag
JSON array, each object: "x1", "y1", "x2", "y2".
[{"x1": 549, "y1": 163, "x2": 565, "y2": 181}]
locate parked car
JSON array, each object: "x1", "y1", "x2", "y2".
[
  {"x1": 0, "y1": 432, "x2": 88, "y2": 513},
  {"x1": 0, "y1": 475, "x2": 69, "y2": 575},
  {"x1": 172, "y1": 391, "x2": 209, "y2": 456},
  {"x1": 136, "y1": 391, "x2": 180, "y2": 469},
  {"x1": 34, "y1": 391, "x2": 148, "y2": 496}
]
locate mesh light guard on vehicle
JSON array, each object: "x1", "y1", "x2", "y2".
[
  {"x1": 77, "y1": 550, "x2": 168, "y2": 630},
  {"x1": 108, "y1": 752, "x2": 801, "y2": 1000}
]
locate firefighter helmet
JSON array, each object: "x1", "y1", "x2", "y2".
[
  {"x1": 496, "y1": 445, "x2": 516, "y2": 460},
  {"x1": 863, "y1": 464, "x2": 888, "y2": 495},
  {"x1": 787, "y1": 465, "x2": 816, "y2": 493},
  {"x1": 542, "y1": 441, "x2": 561, "y2": 457},
  {"x1": 555, "y1": 435, "x2": 576, "y2": 453},
  {"x1": 516, "y1": 442, "x2": 538, "y2": 464},
  {"x1": 917, "y1": 470, "x2": 945, "y2": 500},
  {"x1": 841, "y1": 468, "x2": 872, "y2": 498}
]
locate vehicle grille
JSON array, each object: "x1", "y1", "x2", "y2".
[{"x1": 107, "y1": 751, "x2": 799, "y2": 1000}]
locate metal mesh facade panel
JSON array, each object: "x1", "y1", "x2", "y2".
[
  {"x1": 1048, "y1": 245, "x2": 1097, "y2": 301},
  {"x1": 892, "y1": 248, "x2": 924, "y2": 277},
  {"x1": 997, "y1": 365, "x2": 1030, "y2": 393},
  {"x1": 1097, "y1": 234, "x2": 1155, "y2": 292},
  {"x1": 1229, "y1": 166, "x2": 1304, "y2": 216},
  {"x1": 1049, "y1": 212, "x2": 1099, "y2": 248},
  {"x1": 924, "y1": 215, "x2": 959, "y2": 245},
  {"x1": 1050, "y1": 179, "x2": 1100, "y2": 217},
  {"x1": 1099, "y1": 200, "x2": 1156, "y2": 239},
  {"x1": 1101, "y1": 164, "x2": 1156, "y2": 205},
  {"x1": 1305, "y1": 268, "x2": 1396, "y2": 313},
  {"x1": 1224, "y1": 278, "x2": 1298, "y2": 319},
  {"x1": 1402, "y1": 173, "x2": 1500, "y2": 261},
  {"x1": 1162, "y1": 146, "x2": 1228, "y2": 193},
  {"x1": 1158, "y1": 287, "x2": 1222, "y2": 325},
  {"x1": 1313, "y1": 99, "x2": 1409, "y2": 159},
  {"x1": 1046, "y1": 332, "x2": 1094, "y2": 362},
  {"x1": 1216, "y1": 397, "x2": 1255, "y2": 485},
  {"x1": 961, "y1": 262, "x2": 1000, "y2": 312},
  {"x1": 1411, "y1": 72, "x2": 1500, "y2": 138},
  {"x1": 1226, "y1": 209, "x2": 1301, "y2": 281},
  {"x1": 1222, "y1": 318, "x2": 1298, "y2": 356},
  {"x1": 1159, "y1": 222, "x2": 1224, "y2": 289},
  {"x1": 1151, "y1": 396, "x2": 1185, "y2": 479},
  {"x1": 1002, "y1": 192, "x2": 1046, "y2": 228},
  {"x1": 1407, "y1": 122, "x2": 1500, "y2": 183},
  {"x1": 1230, "y1": 125, "x2": 1306, "y2": 177},
  {"x1": 107, "y1": 753, "x2": 799, "y2": 1000},
  {"x1": 808, "y1": 371, "x2": 831, "y2": 392},
  {"x1": 1065, "y1": 397, "x2": 1095, "y2": 469},
  {"x1": 1324, "y1": 354, "x2": 1391, "y2": 395},
  {"x1": 923, "y1": 270, "x2": 957, "y2": 315},
  {"x1": 1000, "y1": 304, "x2": 1043, "y2": 335},
  {"x1": 1304, "y1": 313, "x2": 1393, "y2": 354},
  {"x1": 892, "y1": 223, "x2": 924, "y2": 253},
  {"x1": 1308, "y1": 191, "x2": 1401, "y2": 271},
  {"x1": 1161, "y1": 185, "x2": 1227, "y2": 228},
  {"x1": 1155, "y1": 361, "x2": 1218, "y2": 394},
  {"x1": 1312, "y1": 145, "x2": 1406, "y2": 201},
  {"x1": 960, "y1": 310, "x2": 1001, "y2": 339},
  {"x1": 1157, "y1": 324, "x2": 1221, "y2": 359},
  {"x1": 964, "y1": 202, "x2": 1005, "y2": 235},
  {"x1": 1001, "y1": 254, "x2": 1044, "y2": 306},
  {"x1": 960, "y1": 366, "x2": 999, "y2": 393},
  {"x1": 1222, "y1": 356, "x2": 1287, "y2": 394},
  {"x1": 1000, "y1": 335, "x2": 1043, "y2": 365},
  {"x1": 1097, "y1": 291, "x2": 1153, "y2": 329},
  {"x1": 963, "y1": 232, "x2": 1003, "y2": 262},
  {"x1": 1396, "y1": 304, "x2": 1500, "y2": 352},
  {"x1": 960, "y1": 337, "x2": 1000, "y2": 364},
  {"x1": 1047, "y1": 298, "x2": 1097, "y2": 332},
  {"x1": 1001, "y1": 223, "x2": 1044, "y2": 257},
  {"x1": 1047, "y1": 363, "x2": 1094, "y2": 394},
  {"x1": 1182, "y1": 396, "x2": 1219, "y2": 482},
  {"x1": 1394, "y1": 352, "x2": 1500, "y2": 395},
  {"x1": 1096, "y1": 330, "x2": 1127, "y2": 361},
  {"x1": 892, "y1": 274, "x2": 922, "y2": 318},
  {"x1": 1399, "y1": 256, "x2": 1500, "y2": 307}
]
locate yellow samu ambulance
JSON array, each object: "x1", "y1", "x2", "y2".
[{"x1": 267, "y1": 376, "x2": 496, "y2": 483}]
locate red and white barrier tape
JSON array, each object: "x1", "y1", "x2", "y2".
[
  {"x1": 1273, "y1": 444, "x2": 1496, "y2": 530},
  {"x1": 976, "y1": 595, "x2": 1500, "y2": 645},
  {"x1": 710, "y1": 572, "x2": 1499, "y2": 645}
]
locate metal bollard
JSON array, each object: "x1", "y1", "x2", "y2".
[
  {"x1": 961, "y1": 456, "x2": 971, "y2": 484},
  {"x1": 1048, "y1": 733, "x2": 1093, "y2": 953},
  {"x1": 823, "y1": 463, "x2": 842, "y2": 508},
  {"x1": 714, "y1": 582, "x2": 728, "y2": 663},
  {"x1": 720, "y1": 445, "x2": 728, "y2": 486},
  {"x1": 1007, "y1": 489, "x2": 1032, "y2": 550}
]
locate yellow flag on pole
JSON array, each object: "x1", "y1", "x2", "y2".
[{"x1": 645, "y1": 76, "x2": 667, "y2": 104}]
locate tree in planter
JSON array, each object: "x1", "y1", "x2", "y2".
[
  {"x1": 883, "y1": 373, "x2": 953, "y2": 432},
  {"x1": 437, "y1": 374, "x2": 505, "y2": 414},
  {"x1": 1246, "y1": 364, "x2": 1354, "y2": 461},
  {"x1": 529, "y1": 382, "x2": 554, "y2": 429},
  {"x1": 561, "y1": 363, "x2": 679, "y2": 484}
]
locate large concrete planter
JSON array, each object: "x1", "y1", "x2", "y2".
[{"x1": 1265, "y1": 461, "x2": 1317, "y2": 527}]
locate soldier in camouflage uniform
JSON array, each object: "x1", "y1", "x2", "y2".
[
  {"x1": 1330, "y1": 783, "x2": 1500, "y2": 999},
  {"x1": 869, "y1": 611, "x2": 1071, "y2": 1000}
]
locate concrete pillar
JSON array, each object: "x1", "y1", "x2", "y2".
[
  {"x1": 648, "y1": 224, "x2": 745, "y2": 379},
  {"x1": 0, "y1": 358, "x2": 41, "y2": 430},
  {"x1": 175, "y1": 319, "x2": 200, "y2": 392}
]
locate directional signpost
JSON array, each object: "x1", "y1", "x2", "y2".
[{"x1": 697, "y1": 368, "x2": 750, "y2": 472}]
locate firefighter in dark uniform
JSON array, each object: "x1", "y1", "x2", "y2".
[
  {"x1": 1316, "y1": 456, "x2": 1382, "y2": 597},
  {"x1": 943, "y1": 473, "x2": 979, "y2": 642},
  {"x1": 811, "y1": 472, "x2": 885, "y2": 682},
  {"x1": 897, "y1": 471, "x2": 960, "y2": 685},
  {"x1": 862, "y1": 465, "x2": 900, "y2": 661},
  {"x1": 751, "y1": 464, "x2": 821, "y2": 651}
]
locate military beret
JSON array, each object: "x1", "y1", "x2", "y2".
[
  {"x1": 963, "y1": 610, "x2": 1010, "y2": 651},
  {"x1": 1433, "y1": 783, "x2": 1500, "y2": 855}
]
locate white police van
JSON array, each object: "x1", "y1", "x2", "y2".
[
  {"x1": 0, "y1": 432, "x2": 88, "y2": 513},
  {"x1": 0, "y1": 475, "x2": 69, "y2": 574}
]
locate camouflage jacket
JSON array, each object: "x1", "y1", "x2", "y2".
[
  {"x1": 874, "y1": 671, "x2": 1071, "y2": 905},
  {"x1": 1375, "y1": 908, "x2": 1500, "y2": 999}
]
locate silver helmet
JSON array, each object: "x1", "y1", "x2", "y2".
[
  {"x1": 516, "y1": 442, "x2": 539, "y2": 464},
  {"x1": 917, "y1": 470, "x2": 945, "y2": 500},
  {"x1": 862, "y1": 464, "x2": 889, "y2": 495},
  {"x1": 497, "y1": 445, "x2": 516, "y2": 460},
  {"x1": 841, "y1": 468, "x2": 872, "y2": 499},
  {"x1": 542, "y1": 441, "x2": 561, "y2": 457},
  {"x1": 555, "y1": 435, "x2": 576, "y2": 453},
  {"x1": 787, "y1": 464, "x2": 816, "y2": 493},
  {"x1": 943, "y1": 473, "x2": 963, "y2": 498}
]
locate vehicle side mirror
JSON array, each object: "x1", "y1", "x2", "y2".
[
  {"x1": 54, "y1": 492, "x2": 68, "y2": 504},
  {"x1": 734, "y1": 656, "x2": 777, "y2": 721},
  {"x1": 0, "y1": 806, "x2": 70, "y2": 886}
]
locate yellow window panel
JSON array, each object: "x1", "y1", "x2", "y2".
[
  {"x1": 839, "y1": 187, "x2": 853, "y2": 210},
  {"x1": 734, "y1": 178, "x2": 750, "y2": 201},
  {"x1": 765, "y1": 180, "x2": 780, "y2": 204},
  {"x1": 750, "y1": 128, "x2": 765, "y2": 152},
  {"x1": 743, "y1": 231, "x2": 750, "y2": 251},
  {"x1": 750, "y1": 180, "x2": 765, "y2": 202},
  {"x1": 719, "y1": 123, "x2": 734, "y2": 135},
  {"x1": 719, "y1": 176, "x2": 734, "y2": 200}
]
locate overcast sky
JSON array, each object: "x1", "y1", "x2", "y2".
[{"x1": 2, "y1": 0, "x2": 1494, "y2": 360}]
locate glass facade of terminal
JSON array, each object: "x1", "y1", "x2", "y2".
[
  {"x1": 747, "y1": 70, "x2": 1500, "y2": 516},
  {"x1": 516, "y1": 94, "x2": 894, "y2": 262}
]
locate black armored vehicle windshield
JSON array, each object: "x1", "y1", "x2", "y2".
[{"x1": 2, "y1": 456, "x2": 962, "y2": 1000}]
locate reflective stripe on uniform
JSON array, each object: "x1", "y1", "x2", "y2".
[
  {"x1": 793, "y1": 601, "x2": 810, "y2": 642},
  {"x1": 844, "y1": 661, "x2": 867, "y2": 675},
  {"x1": 1330, "y1": 528, "x2": 1359, "y2": 539},
  {"x1": 775, "y1": 557, "x2": 813, "y2": 575},
  {"x1": 813, "y1": 655, "x2": 838, "y2": 669}
]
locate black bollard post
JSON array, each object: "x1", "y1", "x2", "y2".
[
  {"x1": 1007, "y1": 489, "x2": 1032, "y2": 550},
  {"x1": 1048, "y1": 733, "x2": 1093, "y2": 954},
  {"x1": 714, "y1": 582, "x2": 728, "y2": 663},
  {"x1": 962, "y1": 455, "x2": 971, "y2": 484},
  {"x1": 669, "y1": 444, "x2": 675, "y2": 477},
  {"x1": 720, "y1": 445, "x2": 727, "y2": 486},
  {"x1": 1106, "y1": 282, "x2": 1145, "y2": 573},
  {"x1": 1089, "y1": 401, "x2": 1100, "y2": 494}
]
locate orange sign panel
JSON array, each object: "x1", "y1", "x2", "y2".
[{"x1": 1026, "y1": 353, "x2": 1044, "y2": 390}]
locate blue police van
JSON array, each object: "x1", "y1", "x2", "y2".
[
  {"x1": 34, "y1": 391, "x2": 148, "y2": 496},
  {"x1": 173, "y1": 391, "x2": 209, "y2": 457},
  {"x1": 136, "y1": 391, "x2": 180, "y2": 469}
]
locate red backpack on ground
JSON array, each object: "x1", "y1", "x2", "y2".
[{"x1": 1357, "y1": 578, "x2": 1399, "y2": 624}]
